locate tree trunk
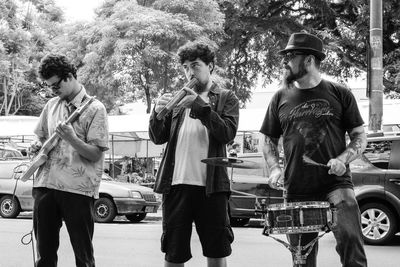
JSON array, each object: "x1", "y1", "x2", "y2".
[
  {"x1": 145, "y1": 84, "x2": 151, "y2": 114},
  {"x1": 7, "y1": 85, "x2": 16, "y2": 115},
  {"x1": 3, "y1": 76, "x2": 8, "y2": 116}
]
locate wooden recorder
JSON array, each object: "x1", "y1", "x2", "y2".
[{"x1": 156, "y1": 78, "x2": 199, "y2": 120}]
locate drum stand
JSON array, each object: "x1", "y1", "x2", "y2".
[
  {"x1": 260, "y1": 190, "x2": 337, "y2": 267},
  {"x1": 263, "y1": 230, "x2": 330, "y2": 266}
]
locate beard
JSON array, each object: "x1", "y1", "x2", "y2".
[
  {"x1": 194, "y1": 80, "x2": 208, "y2": 93},
  {"x1": 282, "y1": 61, "x2": 308, "y2": 88}
]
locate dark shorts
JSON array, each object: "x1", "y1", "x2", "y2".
[{"x1": 161, "y1": 184, "x2": 234, "y2": 263}]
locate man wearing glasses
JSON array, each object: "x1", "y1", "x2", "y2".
[
  {"x1": 29, "y1": 54, "x2": 109, "y2": 267},
  {"x1": 260, "y1": 33, "x2": 368, "y2": 266}
]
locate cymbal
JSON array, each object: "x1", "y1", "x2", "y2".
[{"x1": 201, "y1": 157, "x2": 261, "y2": 169}]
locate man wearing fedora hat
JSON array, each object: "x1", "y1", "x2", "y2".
[{"x1": 260, "y1": 32, "x2": 368, "y2": 266}]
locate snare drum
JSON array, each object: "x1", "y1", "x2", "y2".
[{"x1": 263, "y1": 201, "x2": 334, "y2": 235}]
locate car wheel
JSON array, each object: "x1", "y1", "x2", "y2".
[
  {"x1": 230, "y1": 217, "x2": 250, "y2": 227},
  {"x1": 125, "y1": 213, "x2": 147, "y2": 223},
  {"x1": 0, "y1": 195, "x2": 21, "y2": 218},
  {"x1": 93, "y1": 198, "x2": 116, "y2": 223},
  {"x1": 360, "y1": 203, "x2": 397, "y2": 245}
]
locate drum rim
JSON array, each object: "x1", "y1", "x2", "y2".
[
  {"x1": 267, "y1": 201, "x2": 330, "y2": 210},
  {"x1": 266, "y1": 225, "x2": 329, "y2": 234}
]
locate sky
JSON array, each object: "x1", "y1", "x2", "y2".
[{"x1": 54, "y1": 0, "x2": 103, "y2": 22}]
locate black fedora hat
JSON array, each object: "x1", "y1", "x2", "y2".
[{"x1": 279, "y1": 32, "x2": 326, "y2": 61}]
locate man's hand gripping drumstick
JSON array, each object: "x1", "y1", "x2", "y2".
[
  {"x1": 302, "y1": 126, "x2": 366, "y2": 176},
  {"x1": 262, "y1": 135, "x2": 285, "y2": 190}
]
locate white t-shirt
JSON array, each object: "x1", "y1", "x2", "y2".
[{"x1": 172, "y1": 108, "x2": 209, "y2": 186}]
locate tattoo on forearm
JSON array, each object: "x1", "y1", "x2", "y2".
[
  {"x1": 263, "y1": 136, "x2": 280, "y2": 171},
  {"x1": 341, "y1": 132, "x2": 366, "y2": 164}
]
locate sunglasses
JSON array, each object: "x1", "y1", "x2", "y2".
[
  {"x1": 48, "y1": 77, "x2": 64, "y2": 90},
  {"x1": 281, "y1": 52, "x2": 307, "y2": 62}
]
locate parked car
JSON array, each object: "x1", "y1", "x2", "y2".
[
  {"x1": 228, "y1": 133, "x2": 400, "y2": 245},
  {"x1": 0, "y1": 157, "x2": 160, "y2": 223},
  {"x1": 0, "y1": 144, "x2": 24, "y2": 158},
  {"x1": 0, "y1": 159, "x2": 32, "y2": 218},
  {"x1": 354, "y1": 134, "x2": 400, "y2": 245},
  {"x1": 228, "y1": 153, "x2": 283, "y2": 227},
  {"x1": 95, "y1": 173, "x2": 160, "y2": 223}
]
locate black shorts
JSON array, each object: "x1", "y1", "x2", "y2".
[{"x1": 161, "y1": 184, "x2": 234, "y2": 263}]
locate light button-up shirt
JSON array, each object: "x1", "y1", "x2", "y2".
[{"x1": 33, "y1": 87, "x2": 109, "y2": 198}]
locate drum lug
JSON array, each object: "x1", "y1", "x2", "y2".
[
  {"x1": 299, "y1": 209, "x2": 304, "y2": 226},
  {"x1": 328, "y1": 207, "x2": 338, "y2": 230}
]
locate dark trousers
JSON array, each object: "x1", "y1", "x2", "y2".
[
  {"x1": 32, "y1": 188, "x2": 95, "y2": 267},
  {"x1": 287, "y1": 188, "x2": 368, "y2": 267}
]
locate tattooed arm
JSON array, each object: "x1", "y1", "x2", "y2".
[
  {"x1": 327, "y1": 125, "x2": 367, "y2": 176},
  {"x1": 262, "y1": 135, "x2": 281, "y2": 171},
  {"x1": 262, "y1": 135, "x2": 284, "y2": 189},
  {"x1": 339, "y1": 125, "x2": 367, "y2": 163}
]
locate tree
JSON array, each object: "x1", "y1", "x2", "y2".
[
  {"x1": 7, "y1": 0, "x2": 400, "y2": 117},
  {"x1": 59, "y1": 0, "x2": 225, "y2": 113},
  {"x1": 218, "y1": 0, "x2": 400, "y2": 101},
  {"x1": 0, "y1": 0, "x2": 64, "y2": 116}
]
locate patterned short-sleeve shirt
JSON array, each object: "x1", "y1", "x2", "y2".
[{"x1": 33, "y1": 87, "x2": 109, "y2": 198}]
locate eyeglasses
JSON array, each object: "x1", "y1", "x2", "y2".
[
  {"x1": 281, "y1": 52, "x2": 306, "y2": 62},
  {"x1": 48, "y1": 78, "x2": 63, "y2": 90}
]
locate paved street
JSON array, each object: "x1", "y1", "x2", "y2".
[{"x1": 1, "y1": 213, "x2": 399, "y2": 267}]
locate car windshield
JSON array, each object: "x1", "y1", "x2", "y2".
[
  {"x1": 101, "y1": 173, "x2": 114, "y2": 181},
  {"x1": 0, "y1": 145, "x2": 23, "y2": 159}
]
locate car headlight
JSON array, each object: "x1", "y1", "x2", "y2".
[{"x1": 130, "y1": 191, "x2": 143, "y2": 199}]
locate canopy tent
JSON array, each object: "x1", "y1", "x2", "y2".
[
  {"x1": 108, "y1": 114, "x2": 150, "y2": 139},
  {"x1": 0, "y1": 110, "x2": 266, "y2": 158},
  {"x1": 109, "y1": 110, "x2": 267, "y2": 133},
  {"x1": 0, "y1": 115, "x2": 38, "y2": 137},
  {"x1": 0, "y1": 114, "x2": 151, "y2": 138},
  {"x1": 1, "y1": 103, "x2": 399, "y2": 148},
  {"x1": 109, "y1": 109, "x2": 267, "y2": 133},
  {"x1": 0, "y1": 114, "x2": 160, "y2": 158}
]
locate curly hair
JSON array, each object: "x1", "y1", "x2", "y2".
[
  {"x1": 177, "y1": 41, "x2": 215, "y2": 67},
  {"x1": 38, "y1": 53, "x2": 77, "y2": 80}
]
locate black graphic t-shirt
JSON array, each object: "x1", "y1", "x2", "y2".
[{"x1": 260, "y1": 80, "x2": 364, "y2": 199}]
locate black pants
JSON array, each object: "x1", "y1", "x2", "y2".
[{"x1": 32, "y1": 188, "x2": 95, "y2": 267}]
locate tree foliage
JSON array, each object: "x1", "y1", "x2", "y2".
[
  {"x1": 2, "y1": 0, "x2": 400, "y2": 116},
  {"x1": 55, "y1": 0, "x2": 225, "y2": 113},
  {"x1": 0, "y1": 0, "x2": 63, "y2": 116},
  {"x1": 217, "y1": 0, "x2": 400, "y2": 103}
]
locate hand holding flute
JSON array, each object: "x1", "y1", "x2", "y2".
[{"x1": 155, "y1": 78, "x2": 199, "y2": 120}]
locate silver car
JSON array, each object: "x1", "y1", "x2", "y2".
[{"x1": 0, "y1": 157, "x2": 160, "y2": 223}]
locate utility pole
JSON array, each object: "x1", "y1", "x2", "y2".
[{"x1": 368, "y1": 0, "x2": 383, "y2": 132}]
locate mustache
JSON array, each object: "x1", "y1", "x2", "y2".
[{"x1": 191, "y1": 76, "x2": 208, "y2": 93}]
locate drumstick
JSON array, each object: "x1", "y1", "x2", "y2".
[{"x1": 302, "y1": 155, "x2": 330, "y2": 169}]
